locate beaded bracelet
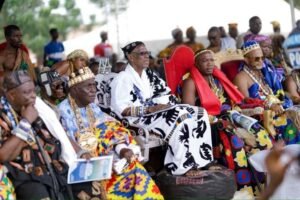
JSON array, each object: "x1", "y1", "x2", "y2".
[
  {"x1": 131, "y1": 106, "x2": 146, "y2": 117},
  {"x1": 12, "y1": 119, "x2": 36, "y2": 146}
]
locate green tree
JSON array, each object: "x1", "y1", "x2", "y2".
[
  {"x1": 285, "y1": 0, "x2": 300, "y2": 10},
  {"x1": 0, "y1": 0, "x2": 82, "y2": 60}
]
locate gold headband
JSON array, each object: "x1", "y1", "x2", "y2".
[
  {"x1": 194, "y1": 49, "x2": 214, "y2": 59},
  {"x1": 68, "y1": 67, "x2": 95, "y2": 87}
]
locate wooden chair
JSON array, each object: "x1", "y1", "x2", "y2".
[
  {"x1": 214, "y1": 49, "x2": 244, "y2": 82},
  {"x1": 95, "y1": 73, "x2": 165, "y2": 164}
]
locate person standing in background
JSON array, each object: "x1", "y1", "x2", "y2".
[{"x1": 43, "y1": 28, "x2": 65, "y2": 68}]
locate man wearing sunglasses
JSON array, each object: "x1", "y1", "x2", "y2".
[
  {"x1": 111, "y1": 41, "x2": 214, "y2": 176},
  {"x1": 233, "y1": 40, "x2": 300, "y2": 145}
]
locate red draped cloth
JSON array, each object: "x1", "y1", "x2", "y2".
[
  {"x1": 190, "y1": 67, "x2": 244, "y2": 115},
  {"x1": 0, "y1": 42, "x2": 29, "y2": 54}
]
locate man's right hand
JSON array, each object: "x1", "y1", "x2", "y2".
[
  {"x1": 270, "y1": 104, "x2": 284, "y2": 116},
  {"x1": 21, "y1": 105, "x2": 38, "y2": 124}
]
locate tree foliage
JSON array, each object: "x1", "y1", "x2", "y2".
[
  {"x1": 0, "y1": 0, "x2": 82, "y2": 59},
  {"x1": 285, "y1": 0, "x2": 300, "y2": 10}
]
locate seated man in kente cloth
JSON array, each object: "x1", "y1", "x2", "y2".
[
  {"x1": 110, "y1": 41, "x2": 214, "y2": 176},
  {"x1": 0, "y1": 70, "x2": 107, "y2": 200},
  {"x1": 233, "y1": 40, "x2": 300, "y2": 144},
  {"x1": 181, "y1": 48, "x2": 273, "y2": 196},
  {"x1": 58, "y1": 67, "x2": 164, "y2": 200}
]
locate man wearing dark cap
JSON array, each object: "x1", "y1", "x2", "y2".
[
  {"x1": 111, "y1": 41, "x2": 213, "y2": 176},
  {"x1": 0, "y1": 70, "x2": 106, "y2": 199}
]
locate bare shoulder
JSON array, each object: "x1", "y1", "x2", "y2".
[
  {"x1": 182, "y1": 77, "x2": 195, "y2": 88},
  {"x1": 234, "y1": 71, "x2": 249, "y2": 83}
]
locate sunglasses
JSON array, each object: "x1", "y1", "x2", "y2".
[
  {"x1": 131, "y1": 51, "x2": 151, "y2": 57},
  {"x1": 247, "y1": 56, "x2": 264, "y2": 62}
]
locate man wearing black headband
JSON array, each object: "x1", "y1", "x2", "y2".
[{"x1": 111, "y1": 41, "x2": 214, "y2": 175}]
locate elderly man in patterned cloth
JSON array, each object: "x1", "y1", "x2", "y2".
[
  {"x1": 110, "y1": 41, "x2": 214, "y2": 175},
  {"x1": 58, "y1": 66, "x2": 164, "y2": 200}
]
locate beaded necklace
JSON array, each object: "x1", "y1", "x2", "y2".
[
  {"x1": 68, "y1": 95, "x2": 96, "y2": 132},
  {"x1": 243, "y1": 65, "x2": 273, "y2": 96}
]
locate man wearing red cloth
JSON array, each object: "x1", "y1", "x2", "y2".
[
  {"x1": 0, "y1": 25, "x2": 35, "y2": 80},
  {"x1": 181, "y1": 48, "x2": 272, "y2": 197}
]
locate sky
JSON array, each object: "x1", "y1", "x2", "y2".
[{"x1": 62, "y1": 0, "x2": 300, "y2": 57}]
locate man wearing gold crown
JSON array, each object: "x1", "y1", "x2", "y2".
[
  {"x1": 58, "y1": 66, "x2": 164, "y2": 200},
  {"x1": 110, "y1": 41, "x2": 214, "y2": 176},
  {"x1": 234, "y1": 40, "x2": 300, "y2": 144}
]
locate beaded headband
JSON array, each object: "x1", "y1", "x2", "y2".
[
  {"x1": 242, "y1": 40, "x2": 261, "y2": 56},
  {"x1": 68, "y1": 67, "x2": 95, "y2": 87}
]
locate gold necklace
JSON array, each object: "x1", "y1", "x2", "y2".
[
  {"x1": 208, "y1": 75, "x2": 226, "y2": 104},
  {"x1": 68, "y1": 95, "x2": 98, "y2": 154}
]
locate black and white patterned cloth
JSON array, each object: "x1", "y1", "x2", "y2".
[{"x1": 108, "y1": 64, "x2": 213, "y2": 175}]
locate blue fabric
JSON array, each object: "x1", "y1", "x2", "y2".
[
  {"x1": 240, "y1": 61, "x2": 293, "y2": 109},
  {"x1": 57, "y1": 99, "x2": 104, "y2": 140},
  {"x1": 44, "y1": 41, "x2": 64, "y2": 63}
]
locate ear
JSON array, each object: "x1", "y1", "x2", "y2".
[
  {"x1": 69, "y1": 85, "x2": 79, "y2": 96},
  {"x1": 127, "y1": 54, "x2": 134, "y2": 63},
  {"x1": 5, "y1": 90, "x2": 15, "y2": 102}
]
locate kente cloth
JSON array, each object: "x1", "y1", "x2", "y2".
[
  {"x1": 239, "y1": 63, "x2": 300, "y2": 144},
  {"x1": 190, "y1": 67, "x2": 244, "y2": 115},
  {"x1": 58, "y1": 100, "x2": 164, "y2": 200},
  {"x1": 110, "y1": 64, "x2": 213, "y2": 175},
  {"x1": 0, "y1": 97, "x2": 72, "y2": 199},
  {"x1": 44, "y1": 40, "x2": 65, "y2": 67},
  {"x1": 0, "y1": 165, "x2": 15, "y2": 200}
]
